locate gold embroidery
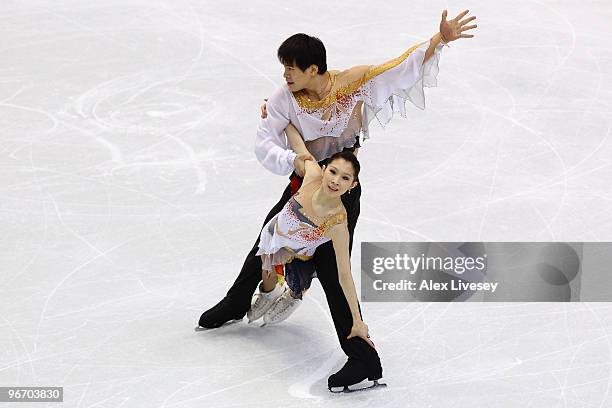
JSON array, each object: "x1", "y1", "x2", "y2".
[
  {"x1": 283, "y1": 247, "x2": 314, "y2": 262},
  {"x1": 294, "y1": 41, "x2": 427, "y2": 110},
  {"x1": 318, "y1": 212, "x2": 347, "y2": 232}
]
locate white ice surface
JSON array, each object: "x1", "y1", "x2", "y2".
[{"x1": 1, "y1": 0, "x2": 612, "y2": 407}]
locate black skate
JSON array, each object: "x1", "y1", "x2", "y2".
[
  {"x1": 197, "y1": 296, "x2": 247, "y2": 329},
  {"x1": 328, "y1": 358, "x2": 387, "y2": 393},
  {"x1": 194, "y1": 319, "x2": 242, "y2": 331}
]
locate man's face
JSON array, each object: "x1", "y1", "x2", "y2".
[{"x1": 283, "y1": 63, "x2": 311, "y2": 92}]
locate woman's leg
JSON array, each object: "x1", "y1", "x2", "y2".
[
  {"x1": 261, "y1": 268, "x2": 277, "y2": 292},
  {"x1": 262, "y1": 260, "x2": 314, "y2": 325},
  {"x1": 247, "y1": 267, "x2": 285, "y2": 323},
  {"x1": 284, "y1": 258, "x2": 316, "y2": 299}
]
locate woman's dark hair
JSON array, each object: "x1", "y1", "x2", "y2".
[
  {"x1": 277, "y1": 33, "x2": 327, "y2": 74},
  {"x1": 328, "y1": 151, "x2": 360, "y2": 181}
]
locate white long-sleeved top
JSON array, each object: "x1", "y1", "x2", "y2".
[{"x1": 254, "y1": 39, "x2": 445, "y2": 175}]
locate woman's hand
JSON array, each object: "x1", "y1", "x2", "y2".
[
  {"x1": 439, "y1": 9, "x2": 477, "y2": 43},
  {"x1": 347, "y1": 320, "x2": 375, "y2": 349},
  {"x1": 260, "y1": 99, "x2": 268, "y2": 118},
  {"x1": 293, "y1": 153, "x2": 314, "y2": 177}
]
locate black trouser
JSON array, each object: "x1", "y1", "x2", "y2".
[{"x1": 200, "y1": 175, "x2": 382, "y2": 376}]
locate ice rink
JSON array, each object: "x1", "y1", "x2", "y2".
[{"x1": 2, "y1": 0, "x2": 612, "y2": 406}]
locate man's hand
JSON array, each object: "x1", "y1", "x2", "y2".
[
  {"x1": 260, "y1": 99, "x2": 268, "y2": 119},
  {"x1": 293, "y1": 153, "x2": 314, "y2": 177},
  {"x1": 440, "y1": 9, "x2": 477, "y2": 43},
  {"x1": 347, "y1": 320, "x2": 375, "y2": 349}
]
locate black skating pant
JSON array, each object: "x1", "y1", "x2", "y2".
[{"x1": 199, "y1": 175, "x2": 382, "y2": 377}]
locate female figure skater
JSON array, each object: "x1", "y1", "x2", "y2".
[{"x1": 248, "y1": 123, "x2": 375, "y2": 349}]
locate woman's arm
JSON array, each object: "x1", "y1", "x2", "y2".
[
  {"x1": 285, "y1": 123, "x2": 322, "y2": 183},
  {"x1": 284, "y1": 123, "x2": 310, "y2": 157},
  {"x1": 329, "y1": 223, "x2": 375, "y2": 348}
]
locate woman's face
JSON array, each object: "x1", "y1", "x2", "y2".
[{"x1": 322, "y1": 158, "x2": 357, "y2": 197}]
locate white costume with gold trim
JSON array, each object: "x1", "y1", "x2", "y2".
[
  {"x1": 256, "y1": 177, "x2": 347, "y2": 274},
  {"x1": 254, "y1": 39, "x2": 445, "y2": 175}
]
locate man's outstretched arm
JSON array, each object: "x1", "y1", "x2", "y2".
[
  {"x1": 424, "y1": 9, "x2": 476, "y2": 63},
  {"x1": 338, "y1": 9, "x2": 477, "y2": 116}
]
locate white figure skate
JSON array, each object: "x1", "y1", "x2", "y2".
[
  {"x1": 247, "y1": 282, "x2": 284, "y2": 323},
  {"x1": 262, "y1": 287, "x2": 302, "y2": 326}
]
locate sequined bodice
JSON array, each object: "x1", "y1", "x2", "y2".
[{"x1": 275, "y1": 179, "x2": 347, "y2": 246}]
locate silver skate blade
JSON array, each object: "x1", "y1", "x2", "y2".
[
  {"x1": 194, "y1": 318, "x2": 243, "y2": 331},
  {"x1": 328, "y1": 380, "x2": 388, "y2": 394}
]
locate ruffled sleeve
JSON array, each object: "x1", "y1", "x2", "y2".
[{"x1": 361, "y1": 39, "x2": 445, "y2": 140}]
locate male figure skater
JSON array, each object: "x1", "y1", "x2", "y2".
[{"x1": 199, "y1": 10, "x2": 477, "y2": 391}]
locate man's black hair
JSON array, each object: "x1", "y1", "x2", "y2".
[{"x1": 277, "y1": 33, "x2": 327, "y2": 74}]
